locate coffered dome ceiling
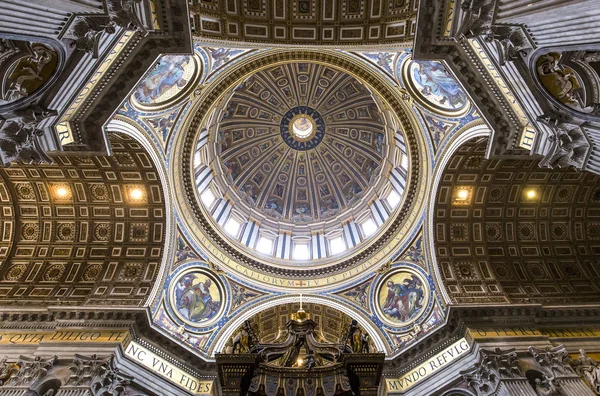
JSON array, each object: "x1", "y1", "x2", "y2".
[
  {"x1": 217, "y1": 63, "x2": 386, "y2": 224},
  {"x1": 191, "y1": 59, "x2": 414, "y2": 271}
]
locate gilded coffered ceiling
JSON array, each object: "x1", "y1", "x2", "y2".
[
  {"x1": 182, "y1": 50, "x2": 428, "y2": 284},
  {"x1": 227, "y1": 303, "x2": 355, "y2": 347},
  {"x1": 434, "y1": 137, "x2": 600, "y2": 305},
  {"x1": 0, "y1": 133, "x2": 166, "y2": 307},
  {"x1": 190, "y1": 0, "x2": 417, "y2": 47}
]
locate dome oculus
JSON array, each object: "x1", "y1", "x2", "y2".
[
  {"x1": 280, "y1": 106, "x2": 325, "y2": 150},
  {"x1": 292, "y1": 115, "x2": 313, "y2": 139}
]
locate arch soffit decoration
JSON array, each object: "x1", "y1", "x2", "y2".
[
  {"x1": 0, "y1": 132, "x2": 167, "y2": 306},
  {"x1": 170, "y1": 49, "x2": 431, "y2": 292},
  {"x1": 105, "y1": 117, "x2": 175, "y2": 308}
]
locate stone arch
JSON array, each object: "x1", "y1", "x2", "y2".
[
  {"x1": 425, "y1": 123, "x2": 491, "y2": 304},
  {"x1": 105, "y1": 117, "x2": 174, "y2": 307}
]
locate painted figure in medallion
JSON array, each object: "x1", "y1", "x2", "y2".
[
  {"x1": 134, "y1": 55, "x2": 193, "y2": 104},
  {"x1": 174, "y1": 272, "x2": 221, "y2": 323},
  {"x1": 380, "y1": 272, "x2": 425, "y2": 324}
]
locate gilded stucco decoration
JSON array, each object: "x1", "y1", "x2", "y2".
[
  {"x1": 534, "y1": 51, "x2": 600, "y2": 116},
  {"x1": 175, "y1": 49, "x2": 429, "y2": 292},
  {"x1": 114, "y1": 45, "x2": 468, "y2": 358},
  {"x1": 212, "y1": 62, "x2": 389, "y2": 226}
]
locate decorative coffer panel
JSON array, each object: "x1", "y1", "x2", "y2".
[
  {"x1": 0, "y1": 133, "x2": 166, "y2": 306},
  {"x1": 434, "y1": 137, "x2": 600, "y2": 305}
]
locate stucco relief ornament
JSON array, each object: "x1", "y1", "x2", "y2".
[
  {"x1": 72, "y1": 17, "x2": 116, "y2": 59},
  {"x1": 0, "y1": 106, "x2": 56, "y2": 166},
  {"x1": 72, "y1": 0, "x2": 146, "y2": 58},
  {"x1": 570, "y1": 349, "x2": 600, "y2": 394},
  {"x1": 482, "y1": 26, "x2": 532, "y2": 66},
  {"x1": 582, "y1": 52, "x2": 600, "y2": 64},
  {"x1": 537, "y1": 116, "x2": 589, "y2": 170}
]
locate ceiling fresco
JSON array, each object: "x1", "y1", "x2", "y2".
[
  {"x1": 109, "y1": 44, "x2": 482, "y2": 359},
  {"x1": 132, "y1": 55, "x2": 199, "y2": 108}
]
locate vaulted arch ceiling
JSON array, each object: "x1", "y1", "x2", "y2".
[
  {"x1": 190, "y1": 0, "x2": 417, "y2": 47},
  {"x1": 433, "y1": 137, "x2": 600, "y2": 305},
  {"x1": 222, "y1": 302, "x2": 371, "y2": 350},
  {"x1": 0, "y1": 133, "x2": 166, "y2": 306}
]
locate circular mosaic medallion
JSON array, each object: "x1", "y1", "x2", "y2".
[
  {"x1": 376, "y1": 268, "x2": 428, "y2": 326},
  {"x1": 169, "y1": 268, "x2": 224, "y2": 327},
  {"x1": 280, "y1": 106, "x2": 325, "y2": 151}
]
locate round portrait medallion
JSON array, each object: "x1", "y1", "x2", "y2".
[
  {"x1": 376, "y1": 268, "x2": 429, "y2": 326},
  {"x1": 169, "y1": 267, "x2": 225, "y2": 327}
]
